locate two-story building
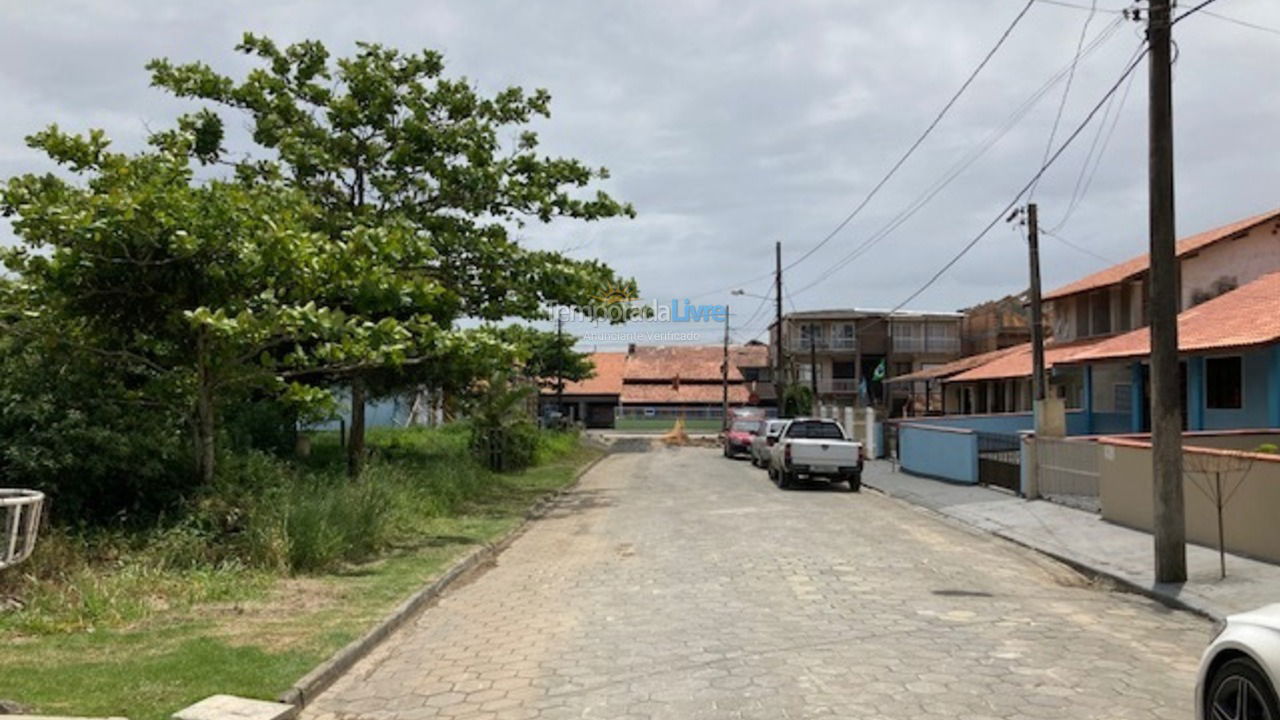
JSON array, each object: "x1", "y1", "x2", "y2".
[
  {"x1": 934, "y1": 208, "x2": 1280, "y2": 430},
  {"x1": 769, "y1": 309, "x2": 963, "y2": 413}
]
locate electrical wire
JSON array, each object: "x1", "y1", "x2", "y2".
[
  {"x1": 1040, "y1": 227, "x2": 1116, "y2": 264},
  {"x1": 870, "y1": 44, "x2": 1150, "y2": 324},
  {"x1": 1029, "y1": 0, "x2": 1099, "y2": 201},
  {"x1": 788, "y1": 16, "x2": 1126, "y2": 297},
  {"x1": 1050, "y1": 39, "x2": 1143, "y2": 231},
  {"x1": 1175, "y1": 0, "x2": 1226, "y2": 25},
  {"x1": 1202, "y1": 9, "x2": 1280, "y2": 36}
]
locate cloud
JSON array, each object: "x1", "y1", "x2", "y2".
[{"x1": 3, "y1": 0, "x2": 1278, "y2": 348}]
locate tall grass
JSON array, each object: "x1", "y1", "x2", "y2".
[{"x1": 0, "y1": 425, "x2": 582, "y2": 633}]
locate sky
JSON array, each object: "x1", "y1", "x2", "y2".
[{"x1": 2, "y1": 0, "x2": 1279, "y2": 350}]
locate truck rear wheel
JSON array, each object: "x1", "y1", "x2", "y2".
[{"x1": 846, "y1": 476, "x2": 861, "y2": 492}]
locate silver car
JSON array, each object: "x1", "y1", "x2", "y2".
[
  {"x1": 1197, "y1": 603, "x2": 1280, "y2": 720},
  {"x1": 750, "y1": 419, "x2": 788, "y2": 468}
]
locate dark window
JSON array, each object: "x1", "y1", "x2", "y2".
[
  {"x1": 832, "y1": 361, "x2": 856, "y2": 379},
  {"x1": 741, "y1": 368, "x2": 760, "y2": 382},
  {"x1": 785, "y1": 421, "x2": 844, "y2": 439},
  {"x1": 894, "y1": 362, "x2": 913, "y2": 377},
  {"x1": 1090, "y1": 291, "x2": 1111, "y2": 335},
  {"x1": 1205, "y1": 357, "x2": 1243, "y2": 409},
  {"x1": 1075, "y1": 295, "x2": 1090, "y2": 337}
]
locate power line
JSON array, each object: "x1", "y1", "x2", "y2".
[
  {"x1": 1034, "y1": 0, "x2": 1125, "y2": 13},
  {"x1": 875, "y1": 44, "x2": 1150, "y2": 320},
  {"x1": 1029, "y1": 0, "x2": 1099, "y2": 201},
  {"x1": 1202, "y1": 9, "x2": 1280, "y2": 36},
  {"x1": 1175, "y1": 0, "x2": 1226, "y2": 25},
  {"x1": 713, "y1": 0, "x2": 1038, "y2": 296},
  {"x1": 789, "y1": 17, "x2": 1126, "y2": 297},
  {"x1": 1050, "y1": 39, "x2": 1143, "y2": 231},
  {"x1": 1040, "y1": 227, "x2": 1116, "y2": 264}
]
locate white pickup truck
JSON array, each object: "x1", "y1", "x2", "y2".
[{"x1": 768, "y1": 418, "x2": 864, "y2": 492}]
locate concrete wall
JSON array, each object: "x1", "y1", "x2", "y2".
[
  {"x1": 1182, "y1": 219, "x2": 1280, "y2": 310},
  {"x1": 909, "y1": 410, "x2": 1094, "y2": 436},
  {"x1": 1099, "y1": 439, "x2": 1280, "y2": 564},
  {"x1": 899, "y1": 424, "x2": 978, "y2": 484}
]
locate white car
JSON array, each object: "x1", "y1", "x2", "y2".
[
  {"x1": 749, "y1": 419, "x2": 788, "y2": 468},
  {"x1": 1197, "y1": 603, "x2": 1280, "y2": 720},
  {"x1": 768, "y1": 418, "x2": 864, "y2": 492}
]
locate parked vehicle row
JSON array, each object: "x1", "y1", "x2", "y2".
[{"x1": 723, "y1": 416, "x2": 864, "y2": 492}]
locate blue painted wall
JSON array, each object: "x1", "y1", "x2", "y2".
[
  {"x1": 312, "y1": 395, "x2": 413, "y2": 431},
  {"x1": 910, "y1": 411, "x2": 1095, "y2": 436},
  {"x1": 899, "y1": 424, "x2": 978, "y2": 484},
  {"x1": 1204, "y1": 348, "x2": 1274, "y2": 430}
]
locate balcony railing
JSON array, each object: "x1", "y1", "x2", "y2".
[
  {"x1": 890, "y1": 336, "x2": 961, "y2": 354},
  {"x1": 799, "y1": 379, "x2": 859, "y2": 394},
  {"x1": 787, "y1": 336, "x2": 857, "y2": 352}
]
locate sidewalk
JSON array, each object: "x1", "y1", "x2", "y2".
[{"x1": 863, "y1": 460, "x2": 1280, "y2": 620}]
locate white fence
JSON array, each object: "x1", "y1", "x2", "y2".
[{"x1": 1033, "y1": 437, "x2": 1101, "y2": 512}]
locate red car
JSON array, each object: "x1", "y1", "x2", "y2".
[{"x1": 722, "y1": 418, "x2": 765, "y2": 458}]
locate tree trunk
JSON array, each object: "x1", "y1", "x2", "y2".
[
  {"x1": 347, "y1": 375, "x2": 367, "y2": 479},
  {"x1": 194, "y1": 330, "x2": 217, "y2": 485}
]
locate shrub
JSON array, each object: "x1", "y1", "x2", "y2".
[{"x1": 1256, "y1": 443, "x2": 1279, "y2": 454}]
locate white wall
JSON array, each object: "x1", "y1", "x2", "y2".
[{"x1": 1181, "y1": 221, "x2": 1280, "y2": 309}]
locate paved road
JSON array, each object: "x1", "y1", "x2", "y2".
[{"x1": 304, "y1": 445, "x2": 1208, "y2": 720}]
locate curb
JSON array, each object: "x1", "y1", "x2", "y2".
[
  {"x1": 863, "y1": 480, "x2": 1221, "y2": 623},
  {"x1": 278, "y1": 446, "x2": 611, "y2": 708}
]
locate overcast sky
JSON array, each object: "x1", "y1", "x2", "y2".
[{"x1": 3, "y1": 1, "x2": 1278, "y2": 349}]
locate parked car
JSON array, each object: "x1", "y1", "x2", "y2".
[
  {"x1": 722, "y1": 417, "x2": 764, "y2": 458},
  {"x1": 1196, "y1": 603, "x2": 1280, "y2": 720},
  {"x1": 750, "y1": 419, "x2": 789, "y2": 468},
  {"x1": 768, "y1": 418, "x2": 863, "y2": 491}
]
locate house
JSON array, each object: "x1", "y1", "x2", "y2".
[
  {"x1": 541, "y1": 344, "x2": 773, "y2": 428},
  {"x1": 960, "y1": 292, "x2": 1032, "y2": 355},
  {"x1": 938, "y1": 208, "x2": 1280, "y2": 427},
  {"x1": 769, "y1": 309, "x2": 963, "y2": 414}
]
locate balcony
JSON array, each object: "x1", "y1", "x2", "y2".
[
  {"x1": 798, "y1": 379, "x2": 859, "y2": 394},
  {"x1": 890, "y1": 336, "x2": 961, "y2": 354},
  {"x1": 787, "y1": 336, "x2": 857, "y2": 353}
]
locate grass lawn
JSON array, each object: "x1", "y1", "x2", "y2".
[
  {"x1": 0, "y1": 433, "x2": 601, "y2": 720},
  {"x1": 614, "y1": 417, "x2": 722, "y2": 432}
]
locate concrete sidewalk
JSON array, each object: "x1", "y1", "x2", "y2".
[{"x1": 864, "y1": 461, "x2": 1280, "y2": 620}]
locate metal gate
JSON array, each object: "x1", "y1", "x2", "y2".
[
  {"x1": 1035, "y1": 437, "x2": 1100, "y2": 512},
  {"x1": 976, "y1": 432, "x2": 1021, "y2": 492}
]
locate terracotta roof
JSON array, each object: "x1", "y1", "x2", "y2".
[
  {"x1": 945, "y1": 336, "x2": 1115, "y2": 383},
  {"x1": 731, "y1": 344, "x2": 769, "y2": 367},
  {"x1": 624, "y1": 345, "x2": 744, "y2": 382},
  {"x1": 1059, "y1": 270, "x2": 1280, "y2": 364},
  {"x1": 557, "y1": 352, "x2": 626, "y2": 395},
  {"x1": 1042, "y1": 209, "x2": 1280, "y2": 301},
  {"x1": 620, "y1": 383, "x2": 751, "y2": 404},
  {"x1": 889, "y1": 344, "x2": 1025, "y2": 383}
]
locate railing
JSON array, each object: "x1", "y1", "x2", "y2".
[
  {"x1": 1, "y1": 489, "x2": 44, "y2": 570},
  {"x1": 890, "y1": 336, "x2": 962, "y2": 354},
  {"x1": 787, "y1": 336, "x2": 857, "y2": 352},
  {"x1": 1034, "y1": 437, "x2": 1100, "y2": 512}
]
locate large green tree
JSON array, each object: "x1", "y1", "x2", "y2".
[
  {"x1": 149, "y1": 35, "x2": 636, "y2": 475},
  {"x1": 0, "y1": 126, "x2": 434, "y2": 484}
]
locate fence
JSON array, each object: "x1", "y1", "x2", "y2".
[
  {"x1": 975, "y1": 432, "x2": 1021, "y2": 492},
  {"x1": 898, "y1": 423, "x2": 978, "y2": 483},
  {"x1": 1033, "y1": 437, "x2": 1101, "y2": 512}
]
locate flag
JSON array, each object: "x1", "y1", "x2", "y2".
[{"x1": 872, "y1": 359, "x2": 886, "y2": 381}]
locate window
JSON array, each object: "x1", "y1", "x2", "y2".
[
  {"x1": 1090, "y1": 291, "x2": 1111, "y2": 336},
  {"x1": 894, "y1": 362, "x2": 913, "y2": 377},
  {"x1": 1075, "y1": 295, "x2": 1089, "y2": 338},
  {"x1": 785, "y1": 421, "x2": 844, "y2": 439},
  {"x1": 892, "y1": 322, "x2": 924, "y2": 351},
  {"x1": 1206, "y1": 356, "x2": 1243, "y2": 409},
  {"x1": 832, "y1": 361, "x2": 856, "y2": 379}
]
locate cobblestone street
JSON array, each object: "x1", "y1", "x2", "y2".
[{"x1": 304, "y1": 445, "x2": 1209, "y2": 720}]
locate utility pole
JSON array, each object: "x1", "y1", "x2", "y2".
[
  {"x1": 809, "y1": 330, "x2": 818, "y2": 414},
  {"x1": 722, "y1": 304, "x2": 730, "y2": 431},
  {"x1": 775, "y1": 241, "x2": 787, "y2": 417},
  {"x1": 1027, "y1": 204, "x2": 1046, "y2": 405},
  {"x1": 1148, "y1": 0, "x2": 1186, "y2": 584}
]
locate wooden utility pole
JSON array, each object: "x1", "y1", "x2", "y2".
[
  {"x1": 1027, "y1": 203, "x2": 1046, "y2": 403},
  {"x1": 809, "y1": 330, "x2": 818, "y2": 412},
  {"x1": 722, "y1": 304, "x2": 730, "y2": 431},
  {"x1": 1148, "y1": 0, "x2": 1186, "y2": 583},
  {"x1": 775, "y1": 241, "x2": 787, "y2": 417}
]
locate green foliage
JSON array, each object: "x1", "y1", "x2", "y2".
[
  {"x1": 782, "y1": 385, "x2": 815, "y2": 417},
  {"x1": 1256, "y1": 443, "x2": 1279, "y2": 454}
]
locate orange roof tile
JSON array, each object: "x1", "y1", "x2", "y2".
[
  {"x1": 1060, "y1": 270, "x2": 1280, "y2": 364},
  {"x1": 620, "y1": 383, "x2": 751, "y2": 404},
  {"x1": 946, "y1": 336, "x2": 1115, "y2": 383},
  {"x1": 889, "y1": 344, "x2": 1025, "y2": 383},
  {"x1": 624, "y1": 345, "x2": 744, "y2": 382},
  {"x1": 1042, "y1": 209, "x2": 1280, "y2": 301},
  {"x1": 557, "y1": 352, "x2": 626, "y2": 395}
]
